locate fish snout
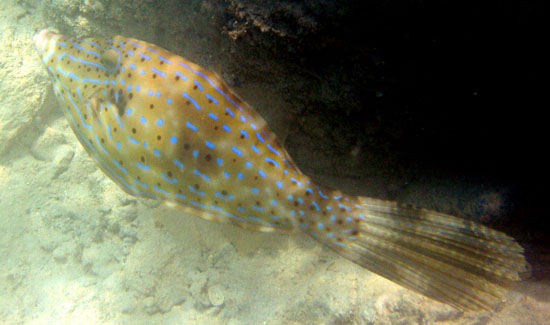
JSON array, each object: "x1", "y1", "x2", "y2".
[{"x1": 33, "y1": 29, "x2": 55, "y2": 52}]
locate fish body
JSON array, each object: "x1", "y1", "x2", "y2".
[{"x1": 34, "y1": 29, "x2": 527, "y2": 310}]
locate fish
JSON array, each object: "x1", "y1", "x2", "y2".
[{"x1": 33, "y1": 29, "x2": 527, "y2": 311}]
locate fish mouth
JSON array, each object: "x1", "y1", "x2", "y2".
[{"x1": 33, "y1": 29, "x2": 55, "y2": 51}]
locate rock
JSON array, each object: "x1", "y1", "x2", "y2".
[
  {"x1": 52, "y1": 245, "x2": 68, "y2": 263},
  {"x1": 208, "y1": 285, "x2": 225, "y2": 307},
  {"x1": 29, "y1": 127, "x2": 67, "y2": 161}
]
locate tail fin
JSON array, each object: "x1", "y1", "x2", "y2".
[{"x1": 299, "y1": 190, "x2": 527, "y2": 310}]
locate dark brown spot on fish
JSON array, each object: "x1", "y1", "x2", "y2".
[
  {"x1": 152, "y1": 74, "x2": 157, "y2": 79},
  {"x1": 205, "y1": 154, "x2": 211, "y2": 161},
  {"x1": 100, "y1": 138, "x2": 105, "y2": 144},
  {"x1": 132, "y1": 128, "x2": 136, "y2": 134},
  {"x1": 175, "y1": 75, "x2": 180, "y2": 81},
  {"x1": 84, "y1": 114, "x2": 88, "y2": 120},
  {"x1": 222, "y1": 190, "x2": 228, "y2": 196},
  {"x1": 128, "y1": 73, "x2": 132, "y2": 78},
  {"x1": 193, "y1": 85, "x2": 197, "y2": 90},
  {"x1": 119, "y1": 160, "x2": 123, "y2": 165},
  {"x1": 167, "y1": 171, "x2": 172, "y2": 177},
  {"x1": 160, "y1": 60, "x2": 164, "y2": 65},
  {"x1": 141, "y1": 58, "x2": 145, "y2": 62},
  {"x1": 129, "y1": 93, "x2": 133, "y2": 99},
  {"x1": 351, "y1": 230, "x2": 359, "y2": 236},
  {"x1": 149, "y1": 104, "x2": 154, "y2": 109},
  {"x1": 240, "y1": 134, "x2": 245, "y2": 139},
  {"x1": 140, "y1": 156, "x2": 145, "y2": 162},
  {"x1": 184, "y1": 143, "x2": 190, "y2": 150},
  {"x1": 255, "y1": 201, "x2": 260, "y2": 206},
  {"x1": 194, "y1": 184, "x2": 199, "y2": 190},
  {"x1": 294, "y1": 201, "x2": 299, "y2": 207},
  {"x1": 305, "y1": 191, "x2": 310, "y2": 196},
  {"x1": 186, "y1": 101, "x2": 190, "y2": 105},
  {"x1": 337, "y1": 219, "x2": 343, "y2": 225},
  {"x1": 157, "y1": 135, "x2": 161, "y2": 140},
  {"x1": 208, "y1": 99, "x2": 212, "y2": 103},
  {"x1": 117, "y1": 99, "x2": 126, "y2": 116},
  {"x1": 214, "y1": 126, "x2": 218, "y2": 130}
]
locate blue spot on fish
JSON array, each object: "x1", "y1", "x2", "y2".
[
  {"x1": 265, "y1": 157, "x2": 278, "y2": 167},
  {"x1": 181, "y1": 91, "x2": 200, "y2": 109},
  {"x1": 186, "y1": 121, "x2": 197, "y2": 131},
  {"x1": 173, "y1": 158, "x2": 184, "y2": 169},
  {"x1": 151, "y1": 67, "x2": 165, "y2": 77},
  {"x1": 193, "y1": 169, "x2": 210, "y2": 181},
  {"x1": 232, "y1": 147, "x2": 242, "y2": 156},
  {"x1": 161, "y1": 173, "x2": 178, "y2": 183},
  {"x1": 205, "y1": 141, "x2": 215, "y2": 149},
  {"x1": 205, "y1": 93, "x2": 218, "y2": 104}
]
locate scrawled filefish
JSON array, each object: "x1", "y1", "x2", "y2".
[{"x1": 33, "y1": 29, "x2": 526, "y2": 310}]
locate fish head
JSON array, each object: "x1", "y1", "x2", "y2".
[{"x1": 33, "y1": 29, "x2": 123, "y2": 106}]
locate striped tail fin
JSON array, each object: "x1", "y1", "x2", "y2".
[{"x1": 299, "y1": 190, "x2": 527, "y2": 310}]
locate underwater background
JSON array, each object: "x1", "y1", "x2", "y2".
[{"x1": 1, "y1": 0, "x2": 547, "y2": 323}]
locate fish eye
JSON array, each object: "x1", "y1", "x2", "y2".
[{"x1": 101, "y1": 48, "x2": 119, "y2": 71}]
